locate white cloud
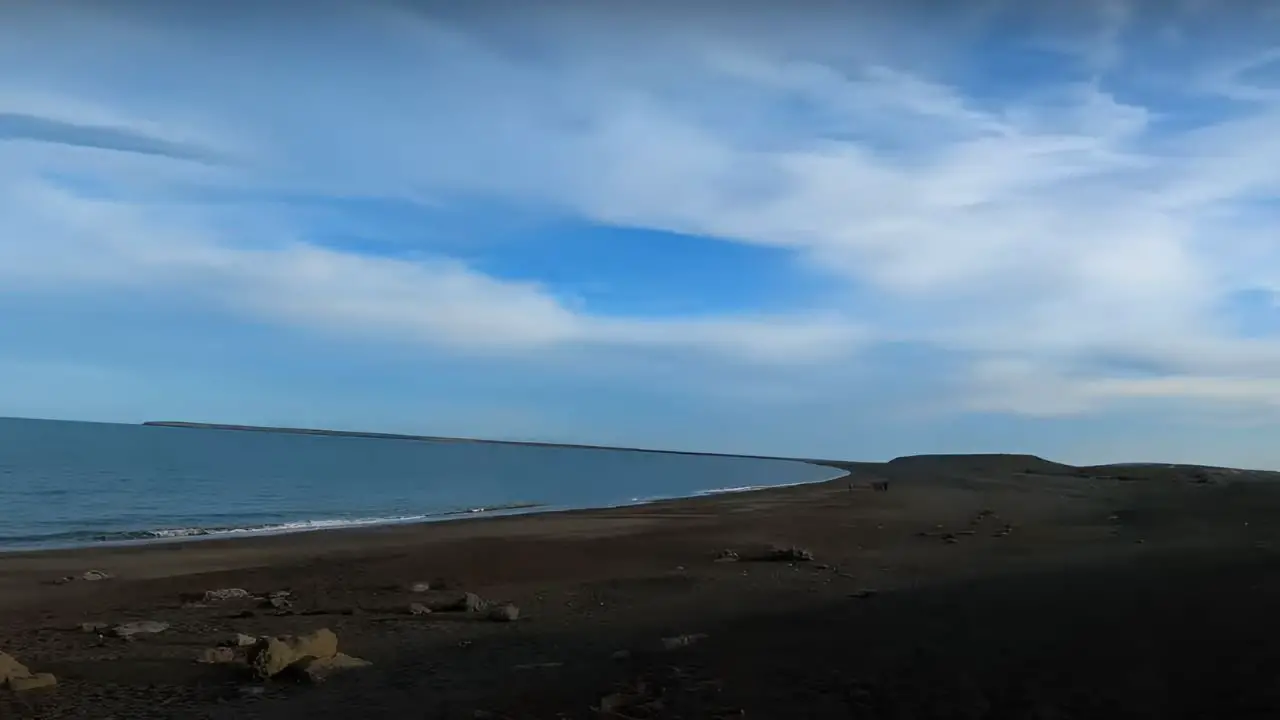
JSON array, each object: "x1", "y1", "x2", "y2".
[
  {"x1": 963, "y1": 358, "x2": 1280, "y2": 418},
  {"x1": 0, "y1": 174, "x2": 858, "y2": 362},
  {"x1": 4, "y1": 0, "x2": 1280, "y2": 415}
]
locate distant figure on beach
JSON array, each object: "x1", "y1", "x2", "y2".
[{"x1": 872, "y1": 480, "x2": 890, "y2": 492}]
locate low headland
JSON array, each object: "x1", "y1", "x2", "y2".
[{"x1": 4, "y1": 443, "x2": 1280, "y2": 718}]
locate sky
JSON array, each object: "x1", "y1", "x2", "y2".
[{"x1": 3, "y1": 0, "x2": 1280, "y2": 467}]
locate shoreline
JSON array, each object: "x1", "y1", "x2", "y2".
[
  {"x1": 0, "y1": 416, "x2": 858, "y2": 555},
  {"x1": 3, "y1": 443, "x2": 1263, "y2": 559},
  {"x1": 0, "y1": 501, "x2": 552, "y2": 555},
  {"x1": 0, "y1": 465, "x2": 852, "y2": 560}
]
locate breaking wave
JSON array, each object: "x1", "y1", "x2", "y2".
[
  {"x1": 0, "y1": 503, "x2": 546, "y2": 550},
  {"x1": 0, "y1": 466, "x2": 850, "y2": 551},
  {"x1": 626, "y1": 467, "x2": 851, "y2": 505}
]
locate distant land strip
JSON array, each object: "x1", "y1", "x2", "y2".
[
  {"x1": 139, "y1": 422, "x2": 1280, "y2": 480},
  {"x1": 140, "y1": 421, "x2": 865, "y2": 471}
]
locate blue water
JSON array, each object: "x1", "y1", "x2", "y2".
[{"x1": 0, "y1": 417, "x2": 843, "y2": 551}]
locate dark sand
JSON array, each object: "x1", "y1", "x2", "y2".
[{"x1": 4, "y1": 455, "x2": 1280, "y2": 718}]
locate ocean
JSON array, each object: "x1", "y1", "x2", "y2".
[{"x1": 0, "y1": 417, "x2": 844, "y2": 551}]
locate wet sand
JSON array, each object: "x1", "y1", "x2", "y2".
[{"x1": 4, "y1": 454, "x2": 1280, "y2": 718}]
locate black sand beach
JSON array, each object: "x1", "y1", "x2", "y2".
[{"x1": 3, "y1": 454, "x2": 1280, "y2": 718}]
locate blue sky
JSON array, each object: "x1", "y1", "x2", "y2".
[{"x1": 4, "y1": 0, "x2": 1280, "y2": 467}]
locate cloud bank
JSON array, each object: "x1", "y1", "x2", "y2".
[{"x1": 4, "y1": 0, "x2": 1280, "y2": 458}]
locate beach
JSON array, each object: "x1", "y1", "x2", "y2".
[{"x1": 4, "y1": 454, "x2": 1280, "y2": 718}]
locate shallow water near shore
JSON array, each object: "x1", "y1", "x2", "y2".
[{"x1": 0, "y1": 417, "x2": 843, "y2": 551}]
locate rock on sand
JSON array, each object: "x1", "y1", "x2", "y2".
[
  {"x1": 111, "y1": 621, "x2": 170, "y2": 638},
  {"x1": 300, "y1": 653, "x2": 373, "y2": 682},
  {"x1": 455, "y1": 592, "x2": 488, "y2": 613},
  {"x1": 765, "y1": 546, "x2": 814, "y2": 562},
  {"x1": 247, "y1": 628, "x2": 371, "y2": 682},
  {"x1": 251, "y1": 629, "x2": 339, "y2": 679},
  {"x1": 203, "y1": 588, "x2": 252, "y2": 601},
  {"x1": 487, "y1": 603, "x2": 520, "y2": 622},
  {"x1": 0, "y1": 653, "x2": 28, "y2": 683},
  {"x1": 198, "y1": 647, "x2": 240, "y2": 665},
  {"x1": 1, "y1": 651, "x2": 56, "y2": 692}
]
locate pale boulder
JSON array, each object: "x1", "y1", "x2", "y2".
[
  {"x1": 1, "y1": 651, "x2": 56, "y2": 693},
  {"x1": 300, "y1": 653, "x2": 373, "y2": 683},
  {"x1": 8, "y1": 673, "x2": 56, "y2": 692},
  {"x1": 0, "y1": 652, "x2": 30, "y2": 682},
  {"x1": 249, "y1": 628, "x2": 340, "y2": 679}
]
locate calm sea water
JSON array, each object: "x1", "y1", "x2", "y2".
[{"x1": 0, "y1": 417, "x2": 843, "y2": 551}]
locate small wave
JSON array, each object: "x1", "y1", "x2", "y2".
[
  {"x1": 695, "y1": 474, "x2": 845, "y2": 497},
  {"x1": 622, "y1": 469, "x2": 851, "y2": 508},
  {"x1": 133, "y1": 527, "x2": 215, "y2": 539},
  {"x1": 0, "y1": 503, "x2": 548, "y2": 550},
  {"x1": 123, "y1": 514, "x2": 437, "y2": 540},
  {"x1": 694, "y1": 485, "x2": 766, "y2": 496},
  {"x1": 626, "y1": 484, "x2": 781, "y2": 504}
]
